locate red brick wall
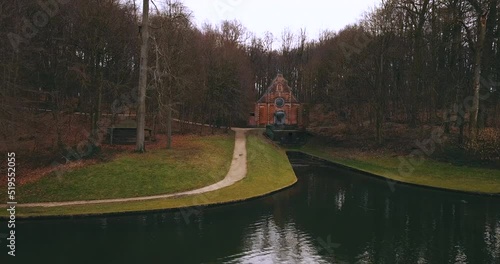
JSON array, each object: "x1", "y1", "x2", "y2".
[
  {"x1": 256, "y1": 101, "x2": 301, "y2": 126},
  {"x1": 254, "y1": 74, "x2": 303, "y2": 127}
]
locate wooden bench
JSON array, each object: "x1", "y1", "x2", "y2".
[{"x1": 107, "y1": 127, "x2": 152, "y2": 145}]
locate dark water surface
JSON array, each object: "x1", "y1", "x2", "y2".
[{"x1": 4, "y1": 153, "x2": 500, "y2": 263}]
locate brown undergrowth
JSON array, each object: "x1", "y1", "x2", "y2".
[{"x1": 0, "y1": 110, "x2": 229, "y2": 188}]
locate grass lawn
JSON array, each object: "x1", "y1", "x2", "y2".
[
  {"x1": 298, "y1": 141, "x2": 500, "y2": 194},
  {"x1": 2, "y1": 133, "x2": 297, "y2": 218},
  {"x1": 6, "y1": 134, "x2": 234, "y2": 203}
]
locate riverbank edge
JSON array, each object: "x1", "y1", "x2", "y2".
[
  {"x1": 0, "y1": 133, "x2": 298, "y2": 220},
  {"x1": 6, "y1": 180, "x2": 298, "y2": 221},
  {"x1": 292, "y1": 150, "x2": 500, "y2": 197}
]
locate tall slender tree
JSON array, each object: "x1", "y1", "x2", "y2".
[
  {"x1": 136, "y1": 0, "x2": 150, "y2": 152},
  {"x1": 465, "y1": 0, "x2": 491, "y2": 143}
]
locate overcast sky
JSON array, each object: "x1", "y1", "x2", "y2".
[{"x1": 181, "y1": 0, "x2": 382, "y2": 44}]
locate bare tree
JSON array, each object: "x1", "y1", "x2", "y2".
[
  {"x1": 463, "y1": 0, "x2": 491, "y2": 143},
  {"x1": 136, "y1": 0, "x2": 150, "y2": 152}
]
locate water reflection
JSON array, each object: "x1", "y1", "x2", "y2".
[
  {"x1": 484, "y1": 220, "x2": 500, "y2": 260},
  {"x1": 5, "y1": 153, "x2": 500, "y2": 264},
  {"x1": 224, "y1": 218, "x2": 329, "y2": 263}
]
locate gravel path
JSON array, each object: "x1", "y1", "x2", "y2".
[{"x1": 18, "y1": 128, "x2": 251, "y2": 208}]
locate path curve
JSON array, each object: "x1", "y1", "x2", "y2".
[{"x1": 19, "y1": 128, "x2": 251, "y2": 208}]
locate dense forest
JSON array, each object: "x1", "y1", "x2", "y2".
[{"x1": 1, "y1": 0, "x2": 499, "y2": 165}]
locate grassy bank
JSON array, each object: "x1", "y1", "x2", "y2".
[
  {"x1": 3, "y1": 133, "x2": 297, "y2": 218},
  {"x1": 298, "y1": 139, "x2": 500, "y2": 194},
  {"x1": 5, "y1": 135, "x2": 234, "y2": 203}
]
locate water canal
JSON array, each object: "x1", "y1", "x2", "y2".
[{"x1": 6, "y1": 152, "x2": 500, "y2": 263}]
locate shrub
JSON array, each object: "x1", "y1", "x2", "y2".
[{"x1": 464, "y1": 128, "x2": 500, "y2": 161}]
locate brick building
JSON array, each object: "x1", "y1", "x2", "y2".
[{"x1": 250, "y1": 74, "x2": 303, "y2": 127}]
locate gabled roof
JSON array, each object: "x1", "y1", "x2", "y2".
[{"x1": 257, "y1": 74, "x2": 299, "y2": 103}]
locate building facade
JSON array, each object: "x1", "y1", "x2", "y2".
[{"x1": 251, "y1": 74, "x2": 303, "y2": 127}]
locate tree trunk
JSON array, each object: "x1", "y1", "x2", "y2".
[
  {"x1": 469, "y1": 14, "x2": 487, "y2": 143},
  {"x1": 375, "y1": 51, "x2": 385, "y2": 146},
  {"x1": 91, "y1": 79, "x2": 102, "y2": 143},
  {"x1": 167, "y1": 101, "x2": 172, "y2": 149},
  {"x1": 136, "y1": 0, "x2": 149, "y2": 152},
  {"x1": 376, "y1": 106, "x2": 383, "y2": 145}
]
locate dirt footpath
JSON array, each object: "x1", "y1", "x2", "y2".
[{"x1": 18, "y1": 128, "x2": 251, "y2": 208}]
